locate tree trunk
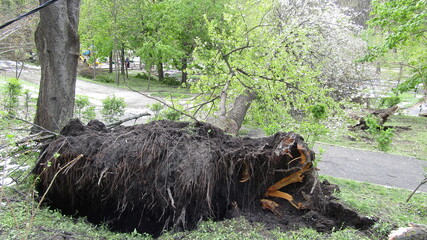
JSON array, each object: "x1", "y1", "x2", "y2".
[
  {"x1": 224, "y1": 90, "x2": 257, "y2": 135},
  {"x1": 120, "y1": 45, "x2": 125, "y2": 75},
  {"x1": 109, "y1": 51, "x2": 113, "y2": 73},
  {"x1": 34, "y1": 0, "x2": 80, "y2": 132},
  {"x1": 157, "y1": 61, "x2": 164, "y2": 82},
  {"x1": 181, "y1": 57, "x2": 188, "y2": 85}
]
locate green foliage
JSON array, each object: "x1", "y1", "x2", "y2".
[
  {"x1": 365, "y1": 115, "x2": 394, "y2": 151},
  {"x1": 149, "y1": 103, "x2": 182, "y2": 121},
  {"x1": 95, "y1": 74, "x2": 114, "y2": 83},
  {"x1": 149, "y1": 103, "x2": 164, "y2": 120},
  {"x1": 135, "y1": 72, "x2": 151, "y2": 80},
  {"x1": 310, "y1": 104, "x2": 327, "y2": 120},
  {"x1": 367, "y1": 0, "x2": 427, "y2": 94},
  {"x1": 74, "y1": 96, "x2": 96, "y2": 122},
  {"x1": 380, "y1": 96, "x2": 401, "y2": 108},
  {"x1": 2, "y1": 78, "x2": 22, "y2": 115},
  {"x1": 189, "y1": 0, "x2": 341, "y2": 138},
  {"x1": 163, "y1": 108, "x2": 181, "y2": 121},
  {"x1": 101, "y1": 95, "x2": 126, "y2": 122}
]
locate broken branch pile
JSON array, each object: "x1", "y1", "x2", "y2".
[{"x1": 34, "y1": 119, "x2": 374, "y2": 236}]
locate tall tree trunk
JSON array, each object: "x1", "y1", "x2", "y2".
[
  {"x1": 34, "y1": 0, "x2": 80, "y2": 132},
  {"x1": 157, "y1": 61, "x2": 164, "y2": 82},
  {"x1": 120, "y1": 45, "x2": 125, "y2": 75},
  {"x1": 109, "y1": 51, "x2": 113, "y2": 73},
  {"x1": 181, "y1": 57, "x2": 188, "y2": 85}
]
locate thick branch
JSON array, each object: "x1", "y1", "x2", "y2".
[
  {"x1": 235, "y1": 68, "x2": 306, "y2": 94},
  {"x1": 107, "y1": 112, "x2": 151, "y2": 128}
]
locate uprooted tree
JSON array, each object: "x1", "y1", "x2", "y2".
[{"x1": 34, "y1": 119, "x2": 374, "y2": 236}]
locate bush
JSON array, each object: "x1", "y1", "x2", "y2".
[
  {"x1": 101, "y1": 95, "x2": 126, "y2": 122},
  {"x1": 95, "y1": 75, "x2": 114, "y2": 83},
  {"x1": 2, "y1": 78, "x2": 22, "y2": 115},
  {"x1": 162, "y1": 76, "x2": 181, "y2": 86},
  {"x1": 310, "y1": 104, "x2": 327, "y2": 120},
  {"x1": 380, "y1": 96, "x2": 401, "y2": 108},
  {"x1": 163, "y1": 108, "x2": 181, "y2": 121},
  {"x1": 75, "y1": 96, "x2": 96, "y2": 122},
  {"x1": 365, "y1": 114, "x2": 394, "y2": 151},
  {"x1": 135, "y1": 72, "x2": 150, "y2": 80},
  {"x1": 78, "y1": 68, "x2": 95, "y2": 79}
]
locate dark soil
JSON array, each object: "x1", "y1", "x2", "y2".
[{"x1": 34, "y1": 119, "x2": 375, "y2": 237}]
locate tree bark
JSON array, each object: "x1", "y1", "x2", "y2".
[
  {"x1": 34, "y1": 0, "x2": 80, "y2": 132},
  {"x1": 120, "y1": 45, "x2": 125, "y2": 75},
  {"x1": 157, "y1": 61, "x2": 164, "y2": 82},
  {"x1": 228, "y1": 91, "x2": 257, "y2": 130},
  {"x1": 181, "y1": 57, "x2": 188, "y2": 84},
  {"x1": 224, "y1": 91, "x2": 257, "y2": 135},
  {"x1": 109, "y1": 51, "x2": 113, "y2": 73}
]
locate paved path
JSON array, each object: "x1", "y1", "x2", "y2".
[{"x1": 315, "y1": 143, "x2": 427, "y2": 193}]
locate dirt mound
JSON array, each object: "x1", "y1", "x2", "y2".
[{"x1": 34, "y1": 119, "x2": 374, "y2": 236}]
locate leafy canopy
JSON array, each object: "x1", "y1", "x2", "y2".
[
  {"x1": 189, "y1": 0, "x2": 342, "y2": 136},
  {"x1": 367, "y1": 0, "x2": 427, "y2": 94}
]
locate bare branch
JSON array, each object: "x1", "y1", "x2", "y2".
[
  {"x1": 235, "y1": 68, "x2": 306, "y2": 94},
  {"x1": 107, "y1": 112, "x2": 151, "y2": 128},
  {"x1": 6, "y1": 114, "x2": 59, "y2": 136},
  {"x1": 124, "y1": 84, "x2": 199, "y2": 122}
]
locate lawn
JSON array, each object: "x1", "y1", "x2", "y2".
[
  {"x1": 1, "y1": 75, "x2": 427, "y2": 239},
  {"x1": 321, "y1": 114, "x2": 427, "y2": 161},
  {"x1": 1, "y1": 173, "x2": 425, "y2": 239},
  {"x1": 78, "y1": 69, "x2": 192, "y2": 97}
]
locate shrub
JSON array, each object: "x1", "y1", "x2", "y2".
[
  {"x1": 75, "y1": 96, "x2": 96, "y2": 122},
  {"x1": 380, "y1": 96, "x2": 401, "y2": 108},
  {"x1": 365, "y1": 114, "x2": 394, "y2": 151},
  {"x1": 163, "y1": 108, "x2": 181, "y2": 121},
  {"x1": 310, "y1": 104, "x2": 327, "y2": 120},
  {"x1": 101, "y1": 95, "x2": 126, "y2": 122},
  {"x1": 95, "y1": 75, "x2": 114, "y2": 83},
  {"x1": 2, "y1": 78, "x2": 22, "y2": 115},
  {"x1": 149, "y1": 103, "x2": 164, "y2": 120}
]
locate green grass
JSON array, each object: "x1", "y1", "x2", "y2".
[
  {"x1": 322, "y1": 115, "x2": 427, "y2": 160},
  {"x1": 2, "y1": 175, "x2": 425, "y2": 239},
  {"x1": 78, "y1": 70, "x2": 192, "y2": 97}
]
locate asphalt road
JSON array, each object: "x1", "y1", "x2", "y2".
[{"x1": 315, "y1": 143, "x2": 427, "y2": 193}]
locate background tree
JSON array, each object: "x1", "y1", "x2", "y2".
[
  {"x1": 34, "y1": 0, "x2": 80, "y2": 132},
  {"x1": 367, "y1": 0, "x2": 426, "y2": 97},
  {"x1": 0, "y1": 0, "x2": 38, "y2": 78}
]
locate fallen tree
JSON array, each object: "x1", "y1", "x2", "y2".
[
  {"x1": 351, "y1": 105, "x2": 399, "y2": 131},
  {"x1": 34, "y1": 119, "x2": 374, "y2": 236}
]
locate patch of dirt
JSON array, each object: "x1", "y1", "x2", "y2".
[{"x1": 34, "y1": 119, "x2": 375, "y2": 237}]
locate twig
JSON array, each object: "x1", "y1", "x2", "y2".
[
  {"x1": 107, "y1": 112, "x2": 151, "y2": 128},
  {"x1": 15, "y1": 132, "x2": 56, "y2": 145},
  {"x1": 124, "y1": 84, "x2": 199, "y2": 122},
  {"x1": 0, "y1": 187, "x2": 20, "y2": 230},
  {"x1": 406, "y1": 177, "x2": 427, "y2": 202},
  {"x1": 6, "y1": 114, "x2": 59, "y2": 136},
  {"x1": 36, "y1": 154, "x2": 83, "y2": 209}
]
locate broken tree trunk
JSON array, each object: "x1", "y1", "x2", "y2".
[
  {"x1": 34, "y1": 119, "x2": 374, "y2": 236},
  {"x1": 351, "y1": 105, "x2": 399, "y2": 130}
]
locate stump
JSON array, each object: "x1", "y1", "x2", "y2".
[{"x1": 34, "y1": 119, "x2": 374, "y2": 236}]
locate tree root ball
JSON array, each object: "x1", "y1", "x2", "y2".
[{"x1": 34, "y1": 119, "x2": 375, "y2": 236}]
